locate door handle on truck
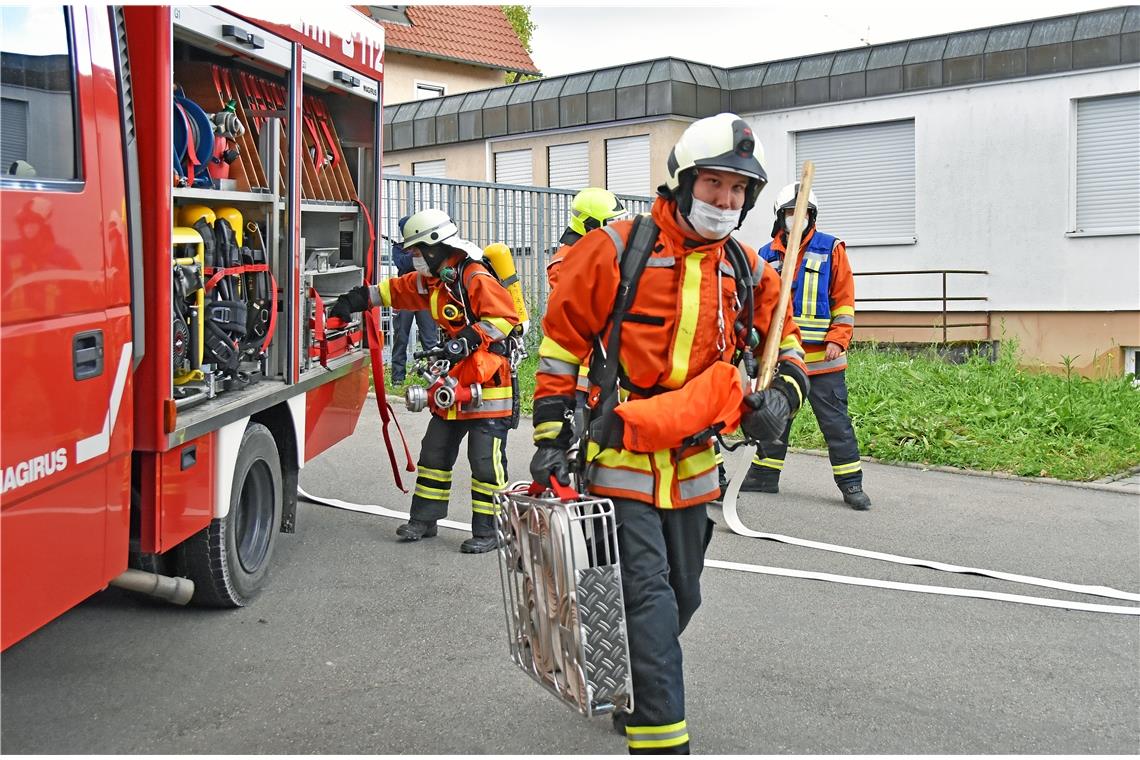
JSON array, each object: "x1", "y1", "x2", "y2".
[{"x1": 73, "y1": 330, "x2": 104, "y2": 380}]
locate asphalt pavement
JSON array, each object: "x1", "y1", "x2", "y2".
[{"x1": 2, "y1": 406, "x2": 1137, "y2": 754}]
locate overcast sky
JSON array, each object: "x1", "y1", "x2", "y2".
[{"x1": 529, "y1": 0, "x2": 1124, "y2": 77}]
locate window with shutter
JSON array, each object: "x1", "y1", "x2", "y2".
[
  {"x1": 548, "y1": 142, "x2": 589, "y2": 190},
  {"x1": 606, "y1": 135, "x2": 650, "y2": 195},
  {"x1": 1074, "y1": 93, "x2": 1140, "y2": 236},
  {"x1": 795, "y1": 119, "x2": 916, "y2": 246}
]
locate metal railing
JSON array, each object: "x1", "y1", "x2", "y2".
[
  {"x1": 854, "y1": 269, "x2": 989, "y2": 343},
  {"x1": 380, "y1": 174, "x2": 652, "y2": 319}
]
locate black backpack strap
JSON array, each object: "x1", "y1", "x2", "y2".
[
  {"x1": 585, "y1": 213, "x2": 660, "y2": 448},
  {"x1": 723, "y1": 236, "x2": 760, "y2": 378}
]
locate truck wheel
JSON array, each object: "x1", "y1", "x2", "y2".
[{"x1": 180, "y1": 422, "x2": 282, "y2": 607}]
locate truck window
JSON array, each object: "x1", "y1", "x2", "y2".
[{"x1": 0, "y1": 6, "x2": 77, "y2": 181}]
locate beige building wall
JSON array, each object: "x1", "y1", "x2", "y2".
[
  {"x1": 382, "y1": 51, "x2": 504, "y2": 104},
  {"x1": 856, "y1": 311, "x2": 1139, "y2": 377},
  {"x1": 384, "y1": 117, "x2": 692, "y2": 188}
]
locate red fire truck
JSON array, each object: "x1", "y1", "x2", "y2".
[{"x1": 0, "y1": 6, "x2": 387, "y2": 649}]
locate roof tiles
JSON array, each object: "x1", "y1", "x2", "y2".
[{"x1": 376, "y1": 5, "x2": 539, "y2": 75}]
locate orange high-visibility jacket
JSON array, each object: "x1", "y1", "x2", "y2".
[
  {"x1": 536, "y1": 198, "x2": 806, "y2": 509},
  {"x1": 764, "y1": 228, "x2": 855, "y2": 375},
  {"x1": 379, "y1": 254, "x2": 519, "y2": 420}
]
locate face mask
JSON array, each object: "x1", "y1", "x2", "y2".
[
  {"x1": 784, "y1": 213, "x2": 809, "y2": 234},
  {"x1": 687, "y1": 197, "x2": 742, "y2": 240},
  {"x1": 412, "y1": 254, "x2": 432, "y2": 276}
]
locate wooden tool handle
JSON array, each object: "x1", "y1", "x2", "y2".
[{"x1": 756, "y1": 161, "x2": 814, "y2": 390}]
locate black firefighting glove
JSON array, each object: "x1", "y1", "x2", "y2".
[
  {"x1": 741, "y1": 363, "x2": 809, "y2": 446},
  {"x1": 329, "y1": 285, "x2": 371, "y2": 324},
  {"x1": 530, "y1": 395, "x2": 574, "y2": 487},
  {"x1": 444, "y1": 325, "x2": 483, "y2": 363}
]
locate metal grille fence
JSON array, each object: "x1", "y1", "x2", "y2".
[{"x1": 380, "y1": 174, "x2": 652, "y2": 349}]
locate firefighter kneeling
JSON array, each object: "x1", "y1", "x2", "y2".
[
  {"x1": 332, "y1": 209, "x2": 521, "y2": 553},
  {"x1": 531, "y1": 113, "x2": 809, "y2": 753}
]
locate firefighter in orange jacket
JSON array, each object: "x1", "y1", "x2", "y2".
[
  {"x1": 529, "y1": 113, "x2": 809, "y2": 754},
  {"x1": 332, "y1": 209, "x2": 521, "y2": 553},
  {"x1": 546, "y1": 187, "x2": 626, "y2": 289},
  {"x1": 739, "y1": 185, "x2": 871, "y2": 510}
]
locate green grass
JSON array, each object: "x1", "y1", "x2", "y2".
[
  {"x1": 788, "y1": 344, "x2": 1140, "y2": 481},
  {"x1": 375, "y1": 340, "x2": 1140, "y2": 482}
]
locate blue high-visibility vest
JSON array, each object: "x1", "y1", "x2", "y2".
[{"x1": 760, "y1": 231, "x2": 838, "y2": 345}]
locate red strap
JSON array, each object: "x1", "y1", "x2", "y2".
[
  {"x1": 309, "y1": 287, "x2": 330, "y2": 368},
  {"x1": 364, "y1": 306, "x2": 414, "y2": 492},
  {"x1": 303, "y1": 115, "x2": 324, "y2": 169},
  {"x1": 203, "y1": 262, "x2": 268, "y2": 293},
  {"x1": 526, "y1": 480, "x2": 580, "y2": 500},
  {"x1": 262, "y1": 271, "x2": 277, "y2": 352},
  {"x1": 175, "y1": 102, "x2": 200, "y2": 169}
]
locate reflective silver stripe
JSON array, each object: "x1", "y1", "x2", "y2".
[
  {"x1": 679, "y1": 468, "x2": 719, "y2": 501},
  {"x1": 477, "y1": 319, "x2": 507, "y2": 341},
  {"x1": 500, "y1": 273, "x2": 518, "y2": 288},
  {"x1": 751, "y1": 256, "x2": 762, "y2": 279},
  {"x1": 415, "y1": 275, "x2": 429, "y2": 295},
  {"x1": 601, "y1": 225, "x2": 624, "y2": 252},
  {"x1": 589, "y1": 463, "x2": 655, "y2": 496},
  {"x1": 806, "y1": 355, "x2": 848, "y2": 372},
  {"x1": 769, "y1": 260, "x2": 782, "y2": 273},
  {"x1": 718, "y1": 261, "x2": 735, "y2": 276},
  {"x1": 538, "y1": 356, "x2": 579, "y2": 377},
  {"x1": 831, "y1": 314, "x2": 855, "y2": 326},
  {"x1": 462, "y1": 396, "x2": 513, "y2": 413},
  {"x1": 645, "y1": 257, "x2": 675, "y2": 267},
  {"x1": 799, "y1": 329, "x2": 829, "y2": 342},
  {"x1": 779, "y1": 347, "x2": 804, "y2": 361}
]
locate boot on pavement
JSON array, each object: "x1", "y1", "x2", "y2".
[
  {"x1": 739, "y1": 465, "x2": 780, "y2": 493},
  {"x1": 841, "y1": 484, "x2": 872, "y2": 511},
  {"x1": 460, "y1": 534, "x2": 497, "y2": 553},
  {"x1": 396, "y1": 519, "x2": 438, "y2": 541}
]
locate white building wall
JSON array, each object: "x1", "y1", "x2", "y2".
[{"x1": 739, "y1": 65, "x2": 1140, "y2": 313}]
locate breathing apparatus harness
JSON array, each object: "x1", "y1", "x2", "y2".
[{"x1": 575, "y1": 214, "x2": 760, "y2": 483}]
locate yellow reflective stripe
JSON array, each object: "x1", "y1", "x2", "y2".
[
  {"x1": 417, "y1": 466, "x2": 452, "y2": 481},
  {"x1": 379, "y1": 279, "x2": 393, "y2": 308},
  {"x1": 533, "y1": 421, "x2": 563, "y2": 441},
  {"x1": 677, "y1": 446, "x2": 717, "y2": 480},
  {"x1": 804, "y1": 349, "x2": 827, "y2": 363},
  {"x1": 794, "y1": 316, "x2": 830, "y2": 326},
  {"x1": 779, "y1": 334, "x2": 802, "y2": 352},
  {"x1": 492, "y1": 436, "x2": 506, "y2": 486},
  {"x1": 666, "y1": 252, "x2": 705, "y2": 388},
  {"x1": 628, "y1": 734, "x2": 690, "y2": 749},
  {"x1": 586, "y1": 441, "x2": 653, "y2": 472},
  {"x1": 471, "y1": 504, "x2": 497, "y2": 515},
  {"x1": 471, "y1": 479, "x2": 501, "y2": 496},
  {"x1": 429, "y1": 288, "x2": 441, "y2": 320},
  {"x1": 482, "y1": 386, "x2": 513, "y2": 400},
  {"x1": 413, "y1": 484, "x2": 450, "y2": 500},
  {"x1": 752, "y1": 456, "x2": 784, "y2": 470},
  {"x1": 539, "y1": 335, "x2": 579, "y2": 364},
  {"x1": 832, "y1": 461, "x2": 862, "y2": 475},
  {"x1": 832, "y1": 305, "x2": 855, "y2": 317},
  {"x1": 802, "y1": 267, "x2": 820, "y2": 319},
  {"x1": 481, "y1": 316, "x2": 514, "y2": 340},
  {"x1": 653, "y1": 449, "x2": 675, "y2": 508},
  {"x1": 779, "y1": 374, "x2": 803, "y2": 407},
  {"x1": 626, "y1": 720, "x2": 689, "y2": 749}
]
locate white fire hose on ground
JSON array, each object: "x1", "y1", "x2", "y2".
[{"x1": 298, "y1": 482, "x2": 1139, "y2": 617}]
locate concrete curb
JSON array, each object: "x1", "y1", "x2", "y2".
[{"x1": 364, "y1": 392, "x2": 1140, "y2": 495}]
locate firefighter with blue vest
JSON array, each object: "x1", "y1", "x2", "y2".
[
  {"x1": 530, "y1": 113, "x2": 809, "y2": 753},
  {"x1": 332, "y1": 209, "x2": 522, "y2": 552},
  {"x1": 739, "y1": 183, "x2": 871, "y2": 510}
]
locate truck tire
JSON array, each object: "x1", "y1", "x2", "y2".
[{"x1": 180, "y1": 422, "x2": 282, "y2": 607}]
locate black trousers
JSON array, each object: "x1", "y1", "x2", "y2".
[
  {"x1": 756, "y1": 369, "x2": 863, "y2": 487},
  {"x1": 410, "y1": 415, "x2": 509, "y2": 536},
  {"x1": 390, "y1": 308, "x2": 439, "y2": 383},
  {"x1": 612, "y1": 497, "x2": 715, "y2": 755}
]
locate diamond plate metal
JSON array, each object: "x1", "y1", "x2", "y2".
[{"x1": 577, "y1": 564, "x2": 631, "y2": 705}]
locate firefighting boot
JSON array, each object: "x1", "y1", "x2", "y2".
[
  {"x1": 396, "y1": 519, "x2": 438, "y2": 541},
  {"x1": 841, "y1": 484, "x2": 872, "y2": 511},
  {"x1": 611, "y1": 710, "x2": 629, "y2": 736},
  {"x1": 739, "y1": 465, "x2": 780, "y2": 493},
  {"x1": 460, "y1": 534, "x2": 498, "y2": 553}
]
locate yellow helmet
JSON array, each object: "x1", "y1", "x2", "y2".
[
  {"x1": 568, "y1": 187, "x2": 626, "y2": 237},
  {"x1": 213, "y1": 206, "x2": 244, "y2": 246},
  {"x1": 177, "y1": 204, "x2": 215, "y2": 228}
]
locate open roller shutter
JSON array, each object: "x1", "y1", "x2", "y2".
[
  {"x1": 494, "y1": 148, "x2": 533, "y2": 185},
  {"x1": 0, "y1": 98, "x2": 28, "y2": 168},
  {"x1": 548, "y1": 142, "x2": 589, "y2": 190},
  {"x1": 796, "y1": 119, "x2": 915, "y2": 246},
  {"x1": 1075, "y1": 94, "x2": 1140, "y2": 234},
  {"x1": 606, "y1": 134, "x2": 650, "y2": 195},
  {"x1": 412, "y1": 159, "x2": 446, "y2": 178}
]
